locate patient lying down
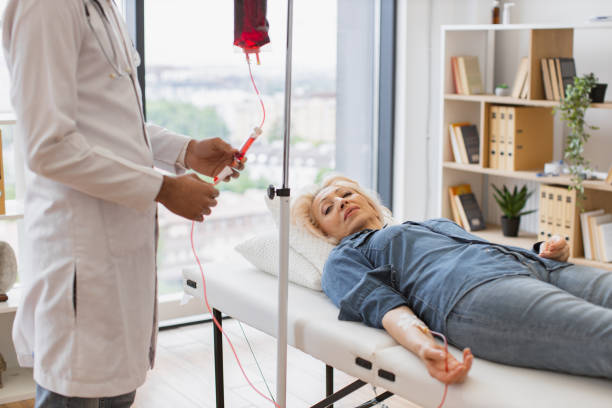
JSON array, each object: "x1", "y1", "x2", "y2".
[{"x1": 292, "y1": 176, "x2": 612, "y2": 385}]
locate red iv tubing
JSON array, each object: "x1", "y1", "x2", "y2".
[
  {"x1": 430, "y1": 330, "x2": 449, "y2": 408},
  {"x1": 191, "y1": 53, "x2": 280, "y2": 407},
  {"x1": 213, "y1": 53, "x2": 265, "y2": 184}
]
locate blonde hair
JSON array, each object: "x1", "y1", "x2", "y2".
[{"x1": 291, "y1": 174, "x2": 393, "y2": 245}]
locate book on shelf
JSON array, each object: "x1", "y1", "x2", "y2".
[
  {"x1": 450, "y1": 57, "x2": 464, "y2": 94},
  {"x1": 589, "y1": 213, "x2": 612, "y2": 261},
  {"x1": 546, "y1": 188, "x2": 555, "y2": 238},
  {"x1": 458, "y1": 124, "x2": 480, "y2": 164},
  {"x1": 458, "y1": 56, "x2": 483, "y2": 95},
  {"x1": 538, "y1": 186, "x2": 548, "y2": 241},
  {"x1": 548, "y1": 58, "x2": 561, "y2": 101},
  {"x1": 519, "y1": 72, "x2": 530, "y2": 99},
  {"x1": 557, "y1": 57, "x2": 576, "y2": 100},
  {"x1": 553, "y1": 189, "x2": 564, "y2": 239},
  {"x1": 456, "y1": 192, "x2": 486, "y2": 232},
  {"x1": 540, "y1": 57, "x2": 576, "y2": 101},
  {"x1": 554, "y1": 58, "x2": 565, "y2": 100},
  {"x1": 606, "y1": 166, "x2": 612, "y2": 184},
  {"x1": 541, "y1": 58, "x2": 554, "y2": 101},
  {"x1": 0, "y1": 130, "x2": 5, "y2": 215},
  {"x1": 448, "y1": 121, "x2": 470, "y2": 163},
  {"x1": 448, "y1": 184, "x2": 472, "y2": 227},
  {"x1": 497, "y1": 106, "x2": 507, "y2": 169},
  {"x1": 511, "y1": 57, "x2": 529, "y2": 99},
  {"x1": 487, "y1": 106, "x2": 553, "y2": 171},
  {"x1": 451, "y1": 57, "x2": 468, "y2": 95},
  {"x1": 562, "y1": 191, "x2": 576, "y2": 247},
  {"x1": 488, "y1": 106, "x2": 499, "y2": 169},
  {"x1": 581, "y1": 209, "x2": 605, "y2": 260},
  {"x1": 451, "y1": 56, "x2": 483, "y2": 95},
  {"x1": 597, "y1": 222, "x2": 612, "y2": 263},
  {"x1": 538, "y1": 185, "x2": 577, "y2": 256}
]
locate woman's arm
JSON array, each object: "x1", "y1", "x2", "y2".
[{"x1": 382, "y1": 306, "x2": 473, "y2": 384}]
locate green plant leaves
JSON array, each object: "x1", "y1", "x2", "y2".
[
  {"x1": 555, "y1": 73, "x2": 599, "y2": 206},
  {"x1": 491, "y1": 184, "x2": 534, "y2": 218}
]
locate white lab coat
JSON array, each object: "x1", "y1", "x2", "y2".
[{"x1": 3, "y1": 0, "x2": 190, "y2": 397}]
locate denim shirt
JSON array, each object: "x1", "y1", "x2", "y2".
[{"x1": 321, "y1": 218, "x2": 570, "y2": 332}]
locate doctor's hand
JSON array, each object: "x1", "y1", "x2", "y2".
[
  {"x1": 539, "y1": 235, "x2": 570, "y2": 262},
  {"x1": 155, "y1": 174, "x2": 219, "y2": 222},
  {"x1": 184, "y1": 138, "x2": 246, "y2": 181},
  {"x1": 419, "y1": 344, "x2": 473, "y2": 385}
]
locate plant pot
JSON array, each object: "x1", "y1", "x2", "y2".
[
  {"x1": 589, "y1": 83, "x2": 607, "y2": 103},
  {"x1": 501, "y1": 215, "x2": 520, "y2": 237},
  {"x1": 495, "y1": 87, "x2": 510, "y2": 97}
]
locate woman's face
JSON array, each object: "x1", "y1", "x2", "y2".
[{"x1": 311, "y1": 185, "x2": 382, "y2": 241}]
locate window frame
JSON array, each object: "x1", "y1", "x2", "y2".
[{"x1": 123, "y1": 0, "x2": 396, "y2": 324}]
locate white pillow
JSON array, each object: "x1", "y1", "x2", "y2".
[
  {"x1": 264, "y1": 195, "x2": 335, "y2": 274},
  {"x1": 235, "y1": 229, "x2": 322, "y2": 291}
]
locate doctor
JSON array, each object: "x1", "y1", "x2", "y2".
[{"x1": 3, "y1": 0, "x2": 244, "y2": 406}]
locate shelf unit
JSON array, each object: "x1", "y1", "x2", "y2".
[
  {"x1": 439, "y1": 24, "x2": 612, "y2": 272},
  {"x1": 0, "y1": 368, "x2": 35, "y2": 405},
  {"x1": 0, "y1": 115, "x2": 33, "y2": 403}
]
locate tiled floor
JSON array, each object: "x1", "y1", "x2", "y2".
[{"x1": 133, "y1": 319, "x2": 421, "y2": 408}]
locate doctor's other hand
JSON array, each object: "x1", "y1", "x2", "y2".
[
  {"x1": 155, "y1": 174, "x2": 219, "y2": 222},
  {"x1": 184, "y1": 138, "x2": 246, "y2": 181},
  {"x1": 539, "y1": 235, "x2": 570, "y2": 262},
  {"x1": 419, "y1": 344, "x2": 473, "y2": 385}
]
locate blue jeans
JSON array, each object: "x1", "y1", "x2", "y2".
[
  {"x1": 36, "y1": 384, "x2": 136, "y2": 408},
  {"x1": 446, "y1": 263, "x2": 612, "y2": 378}
]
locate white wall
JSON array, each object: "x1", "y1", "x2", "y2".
[{"x1": 394, "y1": 0, "x2": 612, "y2": 222}]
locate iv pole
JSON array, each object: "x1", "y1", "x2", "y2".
[{"x1": 273, "y1": 0, "x2": 293, "y2": 406}]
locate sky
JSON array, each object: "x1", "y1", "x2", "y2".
[
  {"x1": 144, "y1": 0, "x2": 338, "y2": 74},
  {"x1": 0, "y1": 0, "x2": 337, "y2": 111}
]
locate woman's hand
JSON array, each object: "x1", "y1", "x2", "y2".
[
  {"x1": 418, "y1": 344, "x2": 473, "y2": 384},
  {"x1": 382, "y1": 306, "x2": 473, "y2": 385},
  {"x1": 539, "y1": 235, "x2": 569, "y2": 262}
]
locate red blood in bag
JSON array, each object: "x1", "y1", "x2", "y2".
[{"x1": 234, "y1": 0, "x2": 270, "y2": 52}]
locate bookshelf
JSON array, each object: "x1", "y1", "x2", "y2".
[
  {"x1": 439, "y1": 24, "x2": 612, "y2": 272},
  {"x1": 444, "y1": 93, "x2": 612, "y2": 109},
  {"x1": 0, "y1": 117, "x2": 32, "y2": 403}
]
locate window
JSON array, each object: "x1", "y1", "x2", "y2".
[
  {"x1": 0, "y1": 0, "x2": 12, "y2": 113},
  {"x1": 144, "y1": 0, "x2": 339, "y2": 303}
]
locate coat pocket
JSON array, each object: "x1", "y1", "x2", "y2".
[{"x1": 101, "y1": 201, "x2": 156, "y2": 256}]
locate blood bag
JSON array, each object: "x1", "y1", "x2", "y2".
[{"x1": 234, "y1": 0, "x2": 270, "y2": 54}]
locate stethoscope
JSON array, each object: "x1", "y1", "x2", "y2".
[{"x1": 82, "y1": 0, "x2": 137, "y2": 79}]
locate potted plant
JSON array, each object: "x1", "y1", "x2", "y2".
[
  {"x1": 495, "y1": 83, "x2": 510, "y2": 96},
  {"x1": 492, "y1": 184, "x2": 536, "y2": 237},
  {"x1": 556, "y1": 73, "x2": 601, "y2": 204}
]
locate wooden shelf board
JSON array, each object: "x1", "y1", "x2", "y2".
[
  {"x1": 0, "y1": 112, "x2": 16, "y2": 126},
  {"x1": 470, "y1": 225, "x2": 536, "y2": 250},
  {"x1": 472, "y1": 225, "x2": 612, "y2": 272},
  {"x1": 569, "y1": 257, "x2": 612, "y2": 271},
  {"x1": 0, "y1": 201, "x2": 24, "y2": 221},
  {"x1": 443, "y1": 162, "x2": 612, "y2": 193},
  {"x1": 470, "y1": 226, "x2": 612, "y2": 271},
  {"x1": 0, "y1": 367, "x2": 35, "y2": 404},
  {"x1": 0, "y1": 287, "x2": 21, "y2": 315},
  {"x1": 444, "y1": 94, "x2": 612, "y2": 109},
  {"x1": 442, "y1": 22, "x2": 612, "y2": 32}
]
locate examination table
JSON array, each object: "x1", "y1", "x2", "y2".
[{"x1": 183, "y1": 259, "x2": 612, "y2": 408}]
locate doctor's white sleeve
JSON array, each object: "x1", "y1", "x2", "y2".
[
  {"x1": 2, "y1": 0, "x2": 162, "y2": 212},
  {"x1": 146, "y1": 124, "x2": 191, "y2": 174}
]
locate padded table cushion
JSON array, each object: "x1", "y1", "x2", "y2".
[{"x1": 197, "y1": 258, "x2": 612, "y2": 407}]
